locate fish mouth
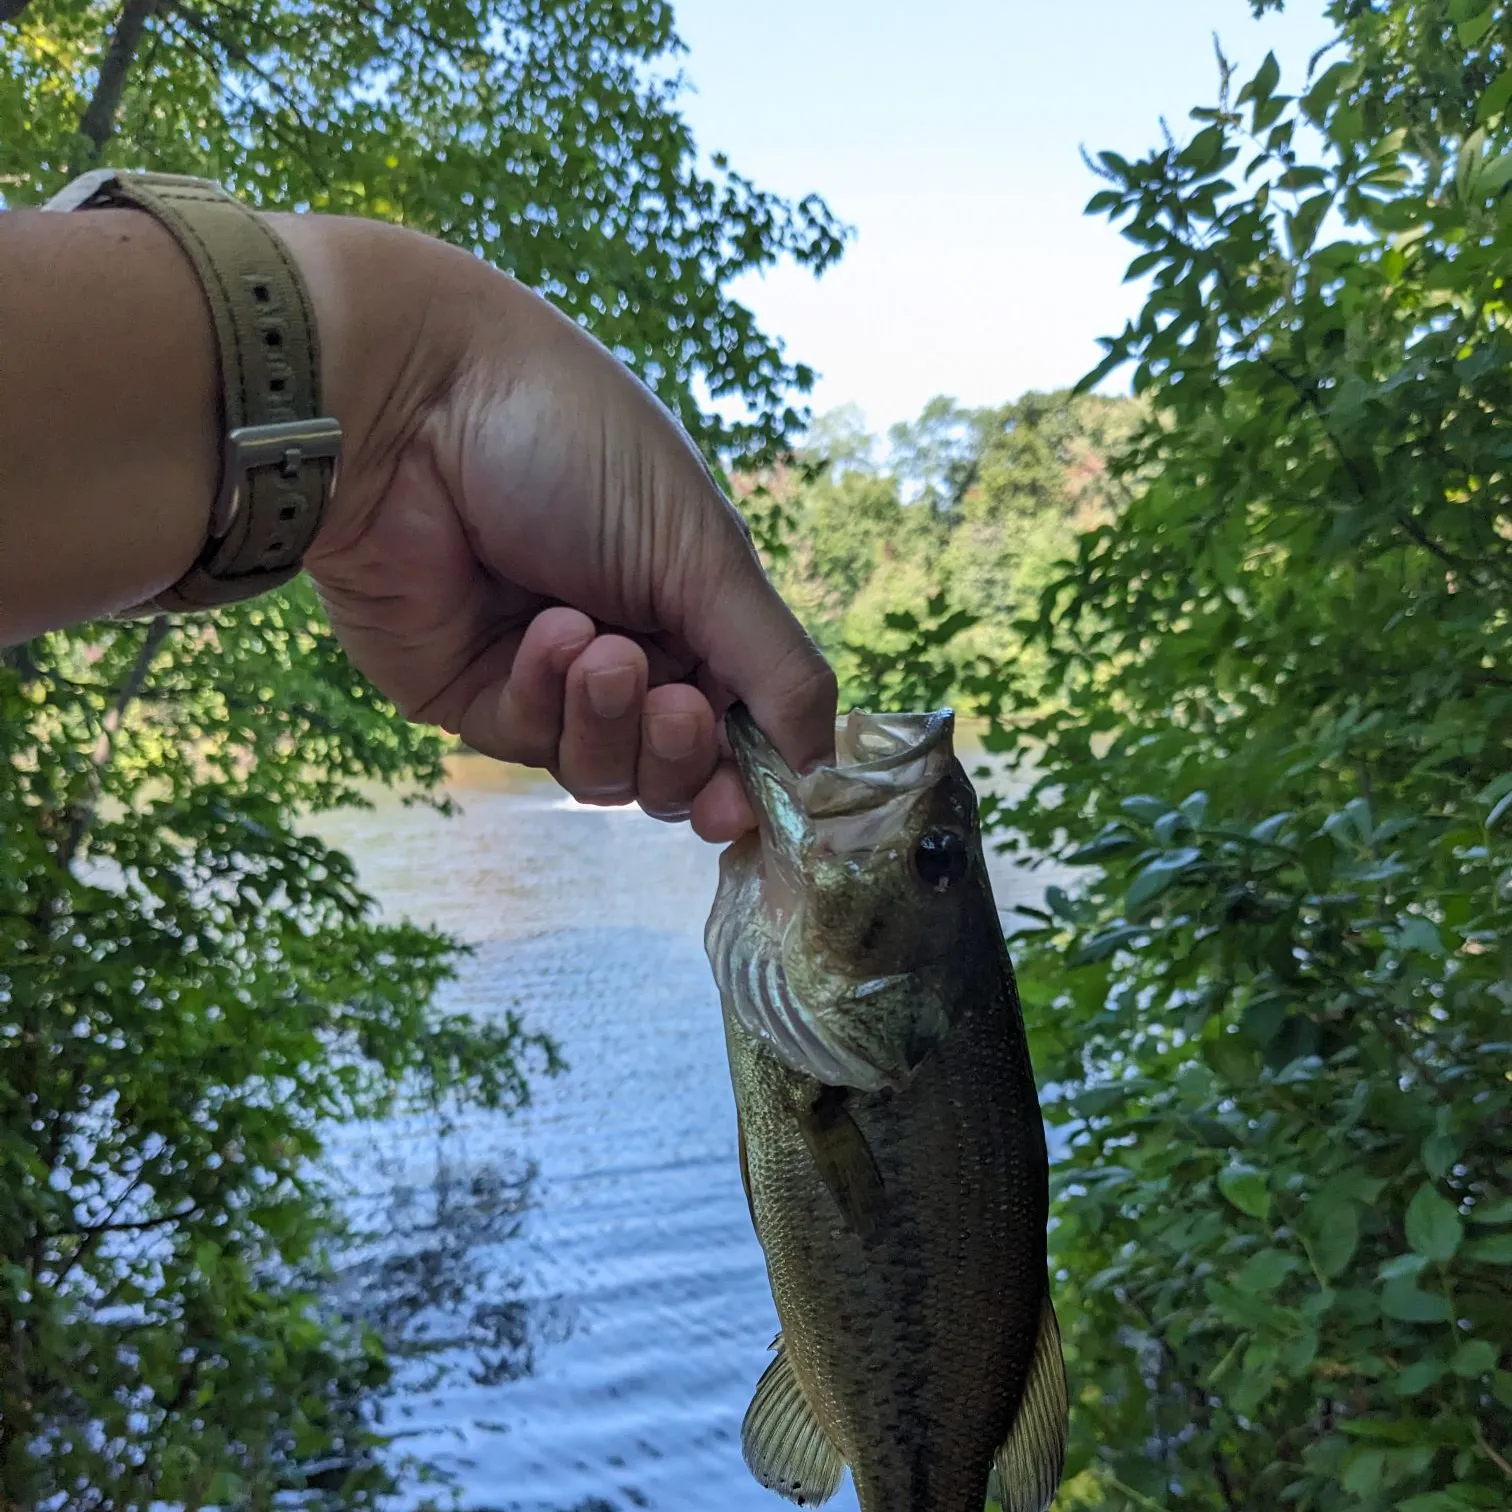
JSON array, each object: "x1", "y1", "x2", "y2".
[{"x1": 726, "y1": 704, "x2": 956, "y2": 852}]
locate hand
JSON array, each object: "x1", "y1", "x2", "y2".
[{"x1": 275, "y1": 214, "x2": 836, "y2": 841}]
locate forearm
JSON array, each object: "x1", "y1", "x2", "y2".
[
  {"x1": 0, "y1": 206, "x2": 452, "y2": 644},
  {"x1": 0, "y1": 208, "x2": 217, "y2": 640}
]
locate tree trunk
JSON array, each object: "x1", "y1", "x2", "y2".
[{"x1": 75, "y1": 0, "x2": 159, "y2": 161}]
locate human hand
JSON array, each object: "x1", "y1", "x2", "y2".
[{"x1": 273, "y1": 215, "x2": 836, "y2": 841}]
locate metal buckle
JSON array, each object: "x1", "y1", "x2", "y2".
[{"x1": 213, "y1": 418, "x2": 343, "y2": 537}]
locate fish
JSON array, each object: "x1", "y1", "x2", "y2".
[{"x1": 704, "y1": 704, "x2": 1065, "y2": 1512}]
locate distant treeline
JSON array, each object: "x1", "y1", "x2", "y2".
[{"x1": 735, "y1": 390, "x2": 1142, "y2": 710}]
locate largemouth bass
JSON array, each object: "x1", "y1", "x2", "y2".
[{"x1": 705, "y1": 705, "x2": 1065, "y2": 1512}]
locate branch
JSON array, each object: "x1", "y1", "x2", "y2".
[
  {"x1": 76, "y1": 0, "x2": 160, "y2": 162},
  {"x1": 0, "y1": 0, "x2": 34, "y2": 24},
  {"x1": 1475, "y1": 1418, "x2": 1512, "y2": 1481},
  {"x1": 162, "y1": 5, "x2": 331, "y2": 189}
]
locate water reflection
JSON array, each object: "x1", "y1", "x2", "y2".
[{"x1": 334, "y1": 1145, "x2": 557, "y2": 1395}]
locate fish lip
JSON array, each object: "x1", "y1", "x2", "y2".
[
  {"x1": 726, "y1": 704, "x2": 956, "y2": 827},
  {"x1": 725, "y1": 704, "x2": 811, "y2": 870}
]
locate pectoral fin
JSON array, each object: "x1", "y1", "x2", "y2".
[
  {"x1": 986, "y1": 1296, "x2": 1067, "y2": 1512},
  {"x1": 796, "y1": 1087, "x2": 887, "y2": 1242},
  {"x1": 741, "y1": 1335, "x2": 845, "y2": 1507}
]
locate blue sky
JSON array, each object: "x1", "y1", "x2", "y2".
[{"x1": 670, "y1": 0, "x2": 1337, "y2": 434}]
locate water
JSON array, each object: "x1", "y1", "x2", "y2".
[{"x1": 309, "y1": 754, "x2": 1060, "y2": 1512}]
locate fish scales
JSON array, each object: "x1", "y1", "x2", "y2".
[{"x1": 706, "y1": 706, "x2": 1066, "y2": 1512}]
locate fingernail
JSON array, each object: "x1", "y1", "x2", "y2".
[
  {"x1": 642, "y1": 803, "x2": 692, "y2": 825},
  {"x1": 579, "y1": 784, "x2": 635, "y2": 804},
  {"x1": 645, "y1": 711, "x2": 701, "y2": 762},
  {"x1": 585, "y1": 666, "x2": 637, "y2": 721}
]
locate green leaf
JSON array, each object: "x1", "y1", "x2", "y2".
[
  {"x1": 1310, "y1": 1201, "x2": 1360, "y2": 1281},
  {"x1": 1120, "y1": 795, "x2": 1173, "y2": 823},
  {"x1": 1477, "y1": 152, "x2": 1512, "y2": 196},
  {"x1": 1251, "y1": 51, "x2": 1281, "y2": 105},
  {"x1": 1405, "y1": 1185, "x2": 1462, "y2": 1262},
  {"x1": 1451, "y1": 1339, "x2": 1497, "y2": 1377},
  {"x1": 1392, "y1": 1357, "x2": 1447, "y2": 1396},
  {"x1": 1396, "y1": 1494, "x2": 1481, "y2": 1512},
  {"x1": 1392, "y1": 916, "x2": 1444, "y2": 957},
  {"x1": 1126, "y1": 847, "x2": 1202, "y2": 909},
  {"x1": 1478, "y1": 67, "x2": 1512, "y2": 123},
  {"x1": 1286, "y1": 193, "x2": 1334, "y2": 258},
  {"x1": 1218, "y1": 1164, "x2": 1271, "y2": 1221},
  {"x1": 1234, "y1": 1247, "x2": 1298, "y2": 1294},
  {"x1": 1421, "y1": 1129, "x2": 1457, "y2": 1181},
  {"x1": 1458, "y1": 9, "x2": 1495, "y2": 45},
  {"x1": 1472, "y1": 1196, "x2": 1512, "y2": 1225},
  {"x1": 1381, "y1": 1276, "x2": 1450, "y2": 1323},
  {"x1": 1069, "y1": 925, "x2": 1147, "y2": 965},
  {"x1": 1343, "y1": 1448, "x2": 1389, "y2": 1496}
]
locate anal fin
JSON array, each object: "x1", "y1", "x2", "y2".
[
  {"x1": 742, "y1": 1334, "x2": 846, "y2": 1507},
  {"x1": 986, "y1": 1295, "x2": 1067, "y2": 1512}
]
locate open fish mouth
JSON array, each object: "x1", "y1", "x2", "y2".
[{"x1": 726, "y1": 704, "x2": 955, "y2": 848}]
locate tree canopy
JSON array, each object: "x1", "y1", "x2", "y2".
[
  {"x1": 738, "y1": 389, "x2": 1139, "y2": 713},
  {"x1": 1, "y1": 0, "x2": 847, "y2": 455}
]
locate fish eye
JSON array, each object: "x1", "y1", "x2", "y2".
[{"x1": 912, "y1": 829, "x2": 968, "y2": 891}]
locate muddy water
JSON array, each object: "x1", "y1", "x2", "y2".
[{"x1": 310, "y1": 753, "x2": 1060, "y2": 1512}]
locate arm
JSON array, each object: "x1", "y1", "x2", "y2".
[
  {"x1": 0, "y1": 208, "x2": 216, "y2": 634},
  {"x1": 0, "y1": 206, "x2": 836, "y2": 839}
]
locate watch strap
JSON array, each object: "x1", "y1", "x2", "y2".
[{"x1": 43, "y1": 168, "x2": 341, "y2": 614}]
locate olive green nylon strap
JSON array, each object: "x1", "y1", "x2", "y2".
[{"x1": 43, "y1": 169, "x2": 341, "y2": 614}]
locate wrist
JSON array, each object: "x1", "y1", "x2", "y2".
[{"x1": 263, "y1": 213, "x2": 467, "y2": 572}]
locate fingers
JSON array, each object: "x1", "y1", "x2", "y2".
[
  {"x1": 638, "y1": 683, "x2": 717, "y2": 823},
  {"x1": 690, "y1": 762, "x2": 759, "y2": 843},
  {"x1": 559, "y1": 636, "x2": 648, "y2": 803},
  {"x1": 458, "y1": 609, "x2": 724, "y2": 820},
  {"x1": 458, "y1": 606, "x2": 595, "y2": 766}
]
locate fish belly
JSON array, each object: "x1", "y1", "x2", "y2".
[{"x1": 726, "y1": 986, "x2": 1048, "y2": 1512}]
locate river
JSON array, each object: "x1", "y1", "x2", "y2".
[{"x1": 309, "y1": 751, "x2": 1061, "y2": 1512}]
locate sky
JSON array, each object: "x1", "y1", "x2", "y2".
[{"x1": 669, "y1": 0, "x2": 1338, "y2": 436}]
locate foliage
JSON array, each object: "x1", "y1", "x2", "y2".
[
  {"x1": 0, "y1": 0, "x2": 843, "y2": 1500},
  {"x1": 736, "y1": 389, "x2": 1138, "y2": 711},
  {"x1": 970, "y1": 6, "x2": 1512, "y2": 1509},
  {"x1": 0, "y1": 589, "x2": 560, "y2": 1507},
  {"x1": 0, "y1": 0, "x2": 848, "y2": 456}
]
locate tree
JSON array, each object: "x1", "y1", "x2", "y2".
[
  {"x1": 886, "y1": 393, "x2": 986, "y2": 510},
  {"x1": 940, "y1": 390, "x2": 1140, "y2": 677},
  {"x1": 981, "y1": 5, "x2": 1512, "y2": 1508},
  {"x1": 0, "y1": 1, "x2": 844, "y2": 1502},
  {"x1": 0, "y1": 0, "x2": 846, "y2": 456}
]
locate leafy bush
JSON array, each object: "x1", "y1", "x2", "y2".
[{"x1": 986, "y1": 5, "x2": 1512, "y2": 1507}]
